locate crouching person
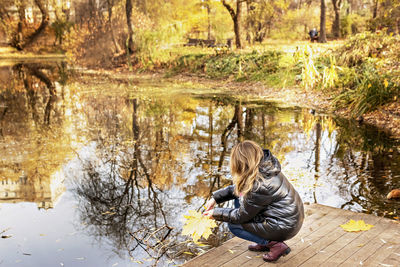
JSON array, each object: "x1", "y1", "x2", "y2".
[{"x1": 204, "y1": 140, "x2": 304, "y2": 262}]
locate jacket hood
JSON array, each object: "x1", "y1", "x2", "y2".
[{"x1": 259, "y1": 149, "x2": 281, "y2": 176}]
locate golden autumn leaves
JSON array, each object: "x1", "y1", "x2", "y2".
[
  {"x1": 181, "y1": 210, "x2": 217, "y2": 242},
  {"x1": 340, "y1": 220, "x2": 374, "y2": 232}
]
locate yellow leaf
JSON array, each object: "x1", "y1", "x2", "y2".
[
  {"x1": 228, "y1": 249, "x2": 235, "y2": 254},
  {"x1": 368, "y1": 84, "x2": 372, "y2": 88},
  {"x1": 181, "y1": 210, "x2": 217, "y2": 242},
  {"x1": 340, "y1": 220, "x2": 374, "y2": 232},
  {"x1": 384, "y1": 79, "x2": 389, "y2": 88}
]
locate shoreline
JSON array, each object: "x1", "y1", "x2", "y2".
[{"x1": 75, "y1": 68, "x2": 400, "y2": 139}]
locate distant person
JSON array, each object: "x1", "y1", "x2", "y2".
[
  {"x1": 203, "y1": 140, "x2": 304, "y2": 262},
  {"x1": 309, "y1": 28, "x2": 319, "y2": 42}
]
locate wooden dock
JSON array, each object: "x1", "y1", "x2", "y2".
[{"x1": 183, "y1": 204, "x2": 400, "y2": 266}]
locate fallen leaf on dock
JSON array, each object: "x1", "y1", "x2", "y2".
[
  {"x1": 228, "y1": 249, "x2": 234, "y2": 254},
  {"x1": 340, "y1": 220, "x2": 374, "y2": 232}
]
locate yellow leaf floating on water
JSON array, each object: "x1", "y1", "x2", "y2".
[
  {"x1": 181, "y1": 210, "x2": 217, "y2": 242},
  {"x1": 340, "y1": 220, "x2": 374, "y2": 232}
]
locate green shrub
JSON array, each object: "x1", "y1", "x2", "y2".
[
  {"x1": 334, "y1": 61, "x2": 399, "y2": 116},
  {"x1": 169, "y1": 50, "x2": 290, "y2": 84}
]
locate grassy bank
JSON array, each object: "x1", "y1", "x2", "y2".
[
  {"x1": 154, "y1": 33, "x2": 399, "y2": 121},
  {"x1": 165, "y1": 50, "x2": 299, "y2": 88}
]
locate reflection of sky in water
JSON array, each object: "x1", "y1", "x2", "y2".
[{"x1": 1, "y1": 68, "x2": 400, "y2": 266}]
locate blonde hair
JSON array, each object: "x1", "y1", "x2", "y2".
[{"x1": 230, "y1": 140, "x2": 264, "y2": 196}]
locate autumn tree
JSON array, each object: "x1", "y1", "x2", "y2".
[
  {"x1": 106, "y1": 0, "x2": 123, "y2": 53},
  {"x1": 370, "y1": 0, "x2": 400, "y2": 33},
  {"x1": 126, "y1": 0, "x2": 134, "y2": 53},
  {"x1": 13, "y1": 0, "x2": 50, "y2": 50},
  {"x1": 331, "y1": 0, "x2": 342, "y2": 38},
  {"x1": 319, "y1": 0, "x2": 327, "y2": 43},
  {"x1": 221, "y1": 0, "x2": 245, "y2": 48},
  {"x1": 245, "y1": 0, "x2": 289, "y2": 44}
]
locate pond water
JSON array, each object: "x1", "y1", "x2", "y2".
[{"x1": 0, "y1": 62, "x2": 399, "y2": 266}]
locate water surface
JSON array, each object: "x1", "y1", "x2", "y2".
[{"x1": 0, "y1": 62, "x2": 399, "y2": 266}]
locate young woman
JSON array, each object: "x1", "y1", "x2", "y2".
[{"x1": 203, "y1": 140, "x2": 304, "y2": 262}]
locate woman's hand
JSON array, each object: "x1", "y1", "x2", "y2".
[
  {"x1": 204, "y1": 198, "x2": 216, "y2": 211},
  {"x1": 203, "y1": 209, "x2": 214, "y2": 219}
]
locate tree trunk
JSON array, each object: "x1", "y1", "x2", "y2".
[
  {"x1": 372, "y1": 0, "x2": 378, "y2": 18},
  {"x1": 319, "y1": 0, "x2": 327, "y2": 43},
  {"x1": 15, "y1": 2, "x2": 26, "y2": 50},
  {"x1": 19, "y1": 0, "x2": 50, "y2": 50},
  {"x1": 235, "y1": 0, "x2": 243, "y2": 48},
  {"x1": 245, "y1": 0, "x2": 252, "y2": 44},
  {"x1": 221, "y1": 0, "x2": 243, "y2": 49},
  {"x1": 331, "y1": 0, "x2": 341, "y2": 38},
  {"x1": 236, "y1": 103, "x2": 243, "y2": 141},
  {"x1": 125, "y1": 0, "x2": 134, "y2": 53},
  {"x1": 107, "y1": 0, "x2": 122, "y2": 53},
  {"x1": 206, "y1": 3, "x2": 211, "y2": 40}
]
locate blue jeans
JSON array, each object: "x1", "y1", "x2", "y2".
[{"x1": 227, "y1": 198, "x2": 269, "y2": 245}]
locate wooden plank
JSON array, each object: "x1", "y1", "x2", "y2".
[
  {"x1": 381, "y1": 228, "x2": 400, "y2": 266},
  {"x1": 361, "y1": 220, "x2": 400, "y2": 266},
  {"x1": 183, "y1": 204, "x2": 400, "y2": 267},
  {"x1": 276, "y1": 207, "x2": 350, "y2": 265},
  {"x1": 219, "y1": 243, "x2": 264, "y2": 267},
  {"x1": 201, "y1": 240, "x2": 250, "y2": 267},
  {"x1": 284, "y1": 205, "x2": 344, "y2": 249},
  {"x1": 184, "y1": 203, "x2": 329, "y2": 267},
  {"x1": 298, "y1": 212, "x2": 385, "y2": 266},
  {"x1": 183, "y1": 238, "x2": 245, "y2": 267},
  {"x1": 220, "y1": 204, "x2": 342, "y2": 267},
  {"x1": 339, "y1": 221, "x2": 400, "y2": 266},
  {"x1": 278, "y1": 208, "x2": 355, "y2": 266},
  {"x1": 381, "y1": 239, "x2": 400, "y2": 266}
]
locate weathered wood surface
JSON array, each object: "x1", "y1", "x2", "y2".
[{"x1": 183, "y1": 203, "x2": 400, "y2": 266}]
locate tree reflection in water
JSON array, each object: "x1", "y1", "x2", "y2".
[
  {"x1": 328, "y1": 119, "x2": 400, "y2": 216},
  {"x1": 1, "y1": 67, "x2": 400, "y2": 265}
]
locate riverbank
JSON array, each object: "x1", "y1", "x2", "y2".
[
  {"x1": 76, "y1": 68, "x2": 400, "y2": 138},
  {"x1": 2, "y1": 35, "x2": 398, "y2": 138}
]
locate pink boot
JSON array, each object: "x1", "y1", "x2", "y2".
[
  {"x1": 248, "y1": 241, "x2": 278, "y2": 252},
  {"x1": 263, "y1": 242, "x2": 291, "y2": 262}
]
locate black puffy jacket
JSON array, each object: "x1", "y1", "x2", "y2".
[{"x1": 212, "y1": 149, "x2": 304, "y2": 242}]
